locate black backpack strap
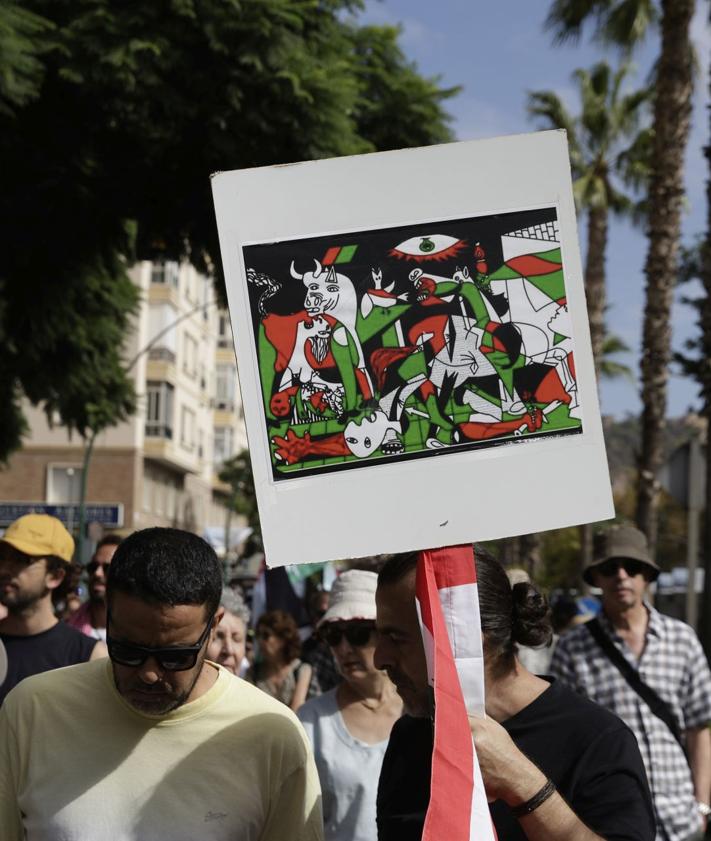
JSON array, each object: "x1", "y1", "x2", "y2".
[{"x1": 585, "y1": 617, "x2": 686, "y2": 751}]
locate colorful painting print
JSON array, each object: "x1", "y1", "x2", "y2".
[{"x1": 243, "y1": 206, "x2": 582, "y2": 480}]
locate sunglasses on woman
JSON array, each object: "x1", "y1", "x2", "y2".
[
  {"x1": 321, "y1": 623, "x2": 375, "y2": 648},
  {"x1": 596, "y1": 559, "x2": 650, "y2": 579},
  {"x1": 106, "y1": 611, "x2": 215, "y2": 671}
]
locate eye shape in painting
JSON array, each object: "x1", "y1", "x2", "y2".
[{"x1": 390, "y1": 234, "x2": 466, "y2": 262}]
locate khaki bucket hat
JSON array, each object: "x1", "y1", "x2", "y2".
[{"x1": 583, "y1": 524, "x2": 660, "y2": 585}]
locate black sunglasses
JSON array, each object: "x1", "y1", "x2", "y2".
[
  {"x1": 86, "y1": 560, "x2": 111, "y2": 574},
  {"x1": 321, "y1": 623, "x2": 375, "y2": 648},
  {"x1": 596, "y1": 559, "x2": 650, "y2": 579},
  {"x1": 106, "y1": 611, "x2": 215, "y2": 671}
]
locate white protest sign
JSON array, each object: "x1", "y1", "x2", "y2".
[{"x1": 212, "y1": 130, "x2": 614, "y2": 567}]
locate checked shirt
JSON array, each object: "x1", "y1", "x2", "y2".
[{"x1": 550, "y1": 606, "x2": 711, "y2": 841}]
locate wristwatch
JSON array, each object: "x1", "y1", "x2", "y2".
[{"x1": 697, "y1": 802, "x2": 711, "y2": 818}]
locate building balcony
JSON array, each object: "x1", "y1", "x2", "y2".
[
  {"x1": 148, "y1": 347, "x2": 177, "y2": 364},
  {"x1": 148, "y1": 283, "x2": 181, "y2": 309},
  {"x1": 144, "y1": 435, "x2": 199, "y2": 475}
]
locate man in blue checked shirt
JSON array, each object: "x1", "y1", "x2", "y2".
[{"x1": 551, "y1": 524, "x2": 711, "y2": 841}]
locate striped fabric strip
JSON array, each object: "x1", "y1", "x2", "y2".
[{"x1": 416, "y1": 545, "x2": 497, "y2": 841}]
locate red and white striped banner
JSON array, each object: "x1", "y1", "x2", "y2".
[{"x1": 416, "y1": 545, "x2": 497, "y2": 841}]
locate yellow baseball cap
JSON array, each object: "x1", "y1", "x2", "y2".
[{"x1": 1, "y1": 514, "x2": 74, "y2": 563}]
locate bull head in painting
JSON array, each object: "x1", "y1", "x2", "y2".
[
  {"x1": 290, "y1": 257, "x2": 363, "y2": 367},
  {"x1": 290, "y1": 260, "x2": 356, "y2": 326},
  {"x1": 290, "y1": 259, "x2": 349, "y2": 318}
]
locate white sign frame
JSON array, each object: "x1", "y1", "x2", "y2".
[{"x1": 212, "y1": 130, "x2": 614, "y2": 566}]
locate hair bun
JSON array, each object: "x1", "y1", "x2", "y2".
[{"x1": 511, "y1": 582, "x2": 552, "y2": 648}]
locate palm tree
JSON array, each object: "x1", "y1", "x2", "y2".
[
  {"x1": 546, "y1": 0, "x2": 696, "y2": 558},
  {"x1": 528, "y1": 61, "x2": 649, "y2": 372},
  {"x1": 529, "y1": 61, "x2": 648, "y2": 573}
]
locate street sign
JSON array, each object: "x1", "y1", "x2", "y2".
[{"x1": 0, "y1": 503, "x2": 124, "y2": 529}]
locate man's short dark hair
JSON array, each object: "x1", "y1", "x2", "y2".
[
  {"x1": 95, "y1": 534, "x2": 123, "y2": 555},
  {"x1": 376, "y1": 551, "x2": 418, "y2": 586},
  {"x1": 106, "y1": 527, "x2": 222, "y2": 617}
]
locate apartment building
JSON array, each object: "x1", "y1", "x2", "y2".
[{"x1": 0, "y1": 260, "x2": 248, "y2": 556}]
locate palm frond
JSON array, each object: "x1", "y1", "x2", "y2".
[
  {"x1": 599, "y1": 0, "x2": 657, "y2": 48},
  {"x1": 545, "y1": 0, "x2": 611, "y2": 45},
  {"x1": 600, "y1": 332, "x2": 634, "y2": 382},
  {"x1": 527, "y1": 89, "x2": 581, "y2": 162},
  {"x1": 615, "y1": 126, "x2": 652, "y2": 192}
]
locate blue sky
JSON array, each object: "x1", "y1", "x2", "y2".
[{"x1": 359, "y1": 1, "x2": 710, "y2": 418}]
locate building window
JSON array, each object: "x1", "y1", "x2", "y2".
[
  {"x1": 215, "y1": 363, "x2": 236, "y2": 411},
  {"x1": 154, "y1": 480, "x2": 165, "y2": 516},
  {"x1": 180, "y1": 406, "x2": 196, "y2": 452},
  {"x1": 184, "y1": 267, "x2": 197, "y2": 303},
  {"x1": 47, "y1": 464, "x2": 83, "y2": 504},
  {"x1": 145, "y1": 381, "x2": 174, "y2": 439},
  {"x1": 151, "y1": 260, "x2": 179, "y2": 287},
  {"x1": 182, "y1": 333, "x2": 197, "y2": 379},
  {"x1": 166, "y1": 482, "x2": 177, "y2": 521},
  {"x1": 202, "y1": 276, "x2": 211, "y2": 321},
  {"x1": 142, "y1": 474, "x2": 153, "y2": 513},
  {"x1": 217, "y1": 312, "x2": 232, "y2": 348},
  {"x1": 213, "y1": 427, "x2": 234, "y2": 467}
]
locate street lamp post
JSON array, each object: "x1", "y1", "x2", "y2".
[{"x1": 75, "y1": 299, "x2": 216, "y2": 563}]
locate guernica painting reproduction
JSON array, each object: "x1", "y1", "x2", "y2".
[
  {"x1": 244, "y1": 207, "x2": 580, "y2": 481},
  {"x1": 212, "y1": 132, "x2": 614, "y2": 565}
]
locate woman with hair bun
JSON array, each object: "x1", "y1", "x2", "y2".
[
  {"x1": 375, "y1": 546, "x2": 655, "y2": 841},
  {"x1": 504, "y1": 567, "x2": 555, "y2": 675}
]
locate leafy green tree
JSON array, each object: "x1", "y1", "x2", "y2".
[
  {"x1": 1, "y1": 1, "x2": 457, "y2": 461},
  {"x1": 219, "y1": 449, "x2": 261, "y2": 543},
  {"x1": 349, "y1": 25, "x2": 459, "y2": 151},
  {"x1": 0, "y1": 2, "x2": 48, "y2": 116},
  {"x1": 546, "y1": 0, "x2": 697, "y2": 556},
  {"x1": 528, "y1": 61, "x2": 650, "y2": 372}
]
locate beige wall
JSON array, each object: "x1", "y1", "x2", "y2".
[{"x1": 0, "y1": 447, "x2": 138, "y2": 532}]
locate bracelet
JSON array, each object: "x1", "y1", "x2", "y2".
[
  {"x1": 697, "y1": 802, "x2": 711, "y2": 818},
  {"x1": 510, "y1": 779, "x2": 557, "y2": 818}
]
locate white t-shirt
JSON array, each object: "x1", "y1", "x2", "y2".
[
  {"x1": 298, "y1": 688, "x2": 389, "y2": 841},
  {"x1": 0, "y1": 658, "x2": 323, "y2": 841}
]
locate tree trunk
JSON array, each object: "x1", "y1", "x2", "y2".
[
  {"x1": 584, "y1": 204, "x2": 608, "y2": 374},
  {"x1": 698, "y1": 53, "x2": 711, "y2": 663},
  {"x1": 500, "y1": 536, "x2": 521, "y2": 568},
  {"x1": 578, "y1": 523, "x2": 593, "y2": 588},
  {"x1": 636, "y1": 0, "x2": 695, "y2": 557},
  {"x1": 520, "y1": 532, "x2": 542, "y2": 582},
  {"x1": 579, "y1": 194, "x2": 609, "y2": 574}
]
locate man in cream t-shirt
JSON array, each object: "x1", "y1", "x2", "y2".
[{"x1": 0, "y1": 527, "x2": 323, "y2": 841}]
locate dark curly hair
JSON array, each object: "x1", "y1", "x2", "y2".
[
  {"x1": 48, "y1": 556, "x2": 79, "y2": 602},
  {"x1": 377, "y1": 545, "x2": 552, "y2": 675},
  {"x1": 256, "y1": 609, "x2": 301, "y2": 663}
]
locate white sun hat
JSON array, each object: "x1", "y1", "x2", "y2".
[{"x1": 318, "y1": 569, "x2": 378, "y2": 627}]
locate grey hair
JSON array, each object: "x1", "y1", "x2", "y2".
[{"x1": 220, "y1": 587, "x2": 250, "y2": 625}]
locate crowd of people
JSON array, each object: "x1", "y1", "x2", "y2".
[{"x1": 0, "y1": 512, "x2": 709, "y2": 841}]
